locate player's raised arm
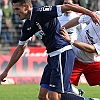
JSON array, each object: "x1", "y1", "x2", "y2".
[{"x1": 61, "y1": 3, "x2": 100, "y2": 25}]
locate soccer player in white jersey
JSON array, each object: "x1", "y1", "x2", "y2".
[
  {"x1": 58, "y1": 0, "x2": 86, "y2": 96},
  {"x1": 58, "y1": 0, "x2": 86, "y2": 40},
  {"x1": 60, "y1": 11, "x2": 100, "y2": 98}
]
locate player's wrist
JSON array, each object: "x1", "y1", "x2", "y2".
[{"x1": 70, "y1": 38, "x2": 75, "y2": 45}]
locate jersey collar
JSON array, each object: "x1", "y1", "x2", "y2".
[{"x1": 29, "y1": 8, "x2": 33, "y2": 20}]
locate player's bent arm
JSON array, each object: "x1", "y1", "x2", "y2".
[
  {"x1": 61, "y1": 3, "x2": 90, "y2": 14},
  {"x1": 60, "y1": 27, "x2": 97, "y2": 53},
  {"x1": 72, "y1": 40, "x2": 97, "y2": 53},
  {"x1": 4, "y1": 44, "x2": 27, "y2": 73},
  {"x1": 63, "y1": 17, "x2": 80, "y2": 29}
]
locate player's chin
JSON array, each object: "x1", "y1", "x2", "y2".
[
  {"x1": 18, "y1": 16, "x2": 24, "y2": 20},
  {"x1": 19, "y1": 17, "x2": 24, "y2": 20}
]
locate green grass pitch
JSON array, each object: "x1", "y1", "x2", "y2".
[{"x1": 0, "y1": 84, "x2": 100, "y2": 100}]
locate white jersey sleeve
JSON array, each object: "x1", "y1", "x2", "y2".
[
  {"x1": 56, "y1": 5, "x2": 63, "y2": 17},
  {"x1": 78, "y1": 14, "x2": 92, "y2": 24},
  {"x1": 78, "y1": 11, "x2": 100, "y2": 25},
  {"x1": 95, "y1": 11, "x2": 100, "y2": 16},
  {"x1": 18, "y1": 37, "x2": 32, "y2": 45}
]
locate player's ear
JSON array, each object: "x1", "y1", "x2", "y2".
[{"x1": 25, "y1": 3, "x2": 30, "y2": 11}]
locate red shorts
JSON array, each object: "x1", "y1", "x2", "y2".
[{"x1": 70, "y1": 59, "x2": 100, "y2": 86}]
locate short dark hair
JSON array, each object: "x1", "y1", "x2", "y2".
[
  {"x1": 11, "y1": 0, "x2": 32, "y2": 7},
  {"x1": 72, "y1": 0, "x2": 78, "y2": 4}
]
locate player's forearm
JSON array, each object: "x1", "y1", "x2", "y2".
[
  {"x1": 63, "y1": 17, "x2": 79, "y2": 29},
  {"x1": 73, "y1": 40, "x2": 97, "y2": 53},
  {"x1": 4, "y1": 45, "x2": 25, "y2": 72},
  {"x1": 61, "y1": 3, "x2": 92, "y2": 15}
]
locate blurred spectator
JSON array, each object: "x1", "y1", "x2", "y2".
[
  {"x1": 32, "y1": 0, "x2": 46, "y2": 7},
  {"x1": 0, "y1": 0, "x2": 3, "y2": 7},
  {"x1": 79, "y1": 0, "x2": 87, "y2": 8},
  {"x1": 0, "y1": 7, "x2": 2, "y2": 35},
  {"x1": 99, "y1": 0, "x2": 100, "y2": 11},
  {"x1": 44, "y1": 0, "x2": 55, "y2": 6},
  {"x1": 0, "y1": 7, "x2": 2, "y2": 48},
  {"x1": 93, "y1": 0, "x2": 99, "y2": 11},
  {"x1": 86, "y1": 0, "x2": 92, "y2": 10},
  {"x1": 28, "y1": 35, "x2": 44, "y2": 47},
  {"x1": 55, "y1": 0, "x2": 64, "y2": 5},
  {"x1": 1, "y1": 0, "x2": 13, "y2": 46},
  {"x1": 87, "y1": 0, "x2": 99, "y2": 11},
  {"x1": 72, "y1": 0, "x2": 80, "y2": 5}
]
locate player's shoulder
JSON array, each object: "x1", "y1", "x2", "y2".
[{"x1": 95, "y1": 11, "x2": 100, "y2": 16}]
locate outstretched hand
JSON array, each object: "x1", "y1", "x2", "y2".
[
  {"x1": 0, "y1": 71, "x2": 8, "y2": 84},
  {"x1": 60, "y1": 27, "x2": 71, "y2": 42}
]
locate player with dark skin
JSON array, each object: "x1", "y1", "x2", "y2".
[{"x1": 0, "y1": 0, "x2": 100, "y2": 100}]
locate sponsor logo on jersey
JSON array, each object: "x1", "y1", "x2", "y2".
[
  {"x1": 35, "y1": 22, "x2": 45, "y2": 39},
  {"x1": 37, "y1": 6, "x2": 52, "y2": 12}
]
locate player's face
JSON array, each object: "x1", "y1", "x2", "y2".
[
  {"x1": 63, "y1": 0, "x2": 73, "y2": 13},
  {"x1": 12, "y1": 2, "x2": 29, "y2": 20},
  {"x1": 63, "y1": 0, "x2": 73, "y2": 4}
]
